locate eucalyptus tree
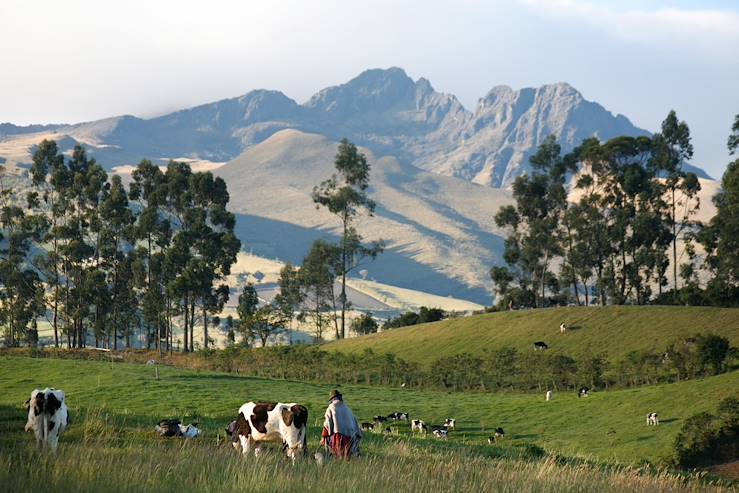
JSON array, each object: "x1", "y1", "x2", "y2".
[
  {"x1": 652, "y1": 111, "x2": 701, "y2": 298},
  {"x1": 492, "y1": 136, "x2": 575, "y2": 308},
  {"x1": 312, "y1": 139, "x2": 383, "y2": 338},
  {"x1": 274, "y1": 262, "x2": 304, "y2": 345},
  {"x1": 29, "y1": 140, "x2": 68, "y2": 346},
  {"x1": 299, "y1": 239, "x2": 340, "y2": 340}
]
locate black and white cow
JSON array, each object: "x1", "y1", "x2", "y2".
[
  {"x1": 559, "y1": 323, "x2": 567, "y2": 333},
  {"x1": 373, "y1": 415, "x2": 388, "y2": 424},
  {"x1": 360, "y1": 422, "x2": 375, "y2": 432},
  {"x1": 443, "y1": 418, "x2": 456, "y2": 430},
  {"x1": 432, "y1": 428, "x2": 448, "y2": 439},
  {"x1": 411, "y1": 420, "x2": 427, "y2": 433},
  {"x1": 533, "y1": 341, "x2": 549, "y2": 351},
  {"x1": 24, "y1": 388, "x2": 69, "y2": 451},
  {"x1": 387, "y1": 412, "x2": 409, "y2": 421},
  {"x1": 234, "y1": 401, "x2": 308, "y2": 461},
  {"x1": 646, "y1": 412, "x2": 659, "y2": 426},
  {"x1": 156, "y1": 419, "x2": 201, "y2": 438},
  {"x1": 494, "y1": 427, "x2": 505, "y2": 438},
  {"x1": 578, "y1": 387, "x2": 589, "y2": 398}
]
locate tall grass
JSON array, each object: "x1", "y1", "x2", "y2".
[{"x1": 0, "y1": 439, "x2": 733, "y2": 493}]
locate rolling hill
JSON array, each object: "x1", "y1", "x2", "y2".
[
  {"x1": 324, "y1": 306, "x2": 739, "y2": 366},
  {"x1": 216, "y1": 129, "x2": 512, "y2": 302}
]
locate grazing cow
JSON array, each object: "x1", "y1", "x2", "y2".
[
  {"x1": 234, "y1": 401, "x2": 308, "y2": 461},
  {"x1": 443, "y1": 418, "x2": 456, "y2": 430},
  {"x1": 487, "y1": 436, "x2": 496, "y2": 444},
  {"x1": 533, "y1": 341, "x2": 549, "y2": 351},
  {"x1": 360, "y1": 422, "x2": 375, "y2": 432},
  {"x1": 578, "y1": 387, "x2": 589, "y2": 398},
  {"x1": 373, "y1": 415, "x2": 388, "y2": 424},
  {"x1": 225, "y1": 420, "x2": 241, "y2": 450},
  {"x1": 387, "y1": 412, "x2": 409, "y2": 421},
  {"x1": 24, "y1": 388, "x2": 69, "y2": 451},
  {"x1": 546, "y1": 390, "x2": 553, "y2": 401},
  {"x1": 432, "y1": 428, "x2": 448, "y2": 439},
  {"x1": 494, "y1": 427, "x2": 505, "y2": 438},
  {"x1": 382, "y1": 427, "x2": 393, "y2": 435},
  {"x1": 646, "y1": 412, "x2": 659, "y2": 426},
  {"x1": 411, "y1": 419, "x2": 426, "y2": 432},
  {"x1": 559, "y1": 323, "x2": 567, "y2": 333}
]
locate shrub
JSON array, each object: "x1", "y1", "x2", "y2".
[{"x1": 673, "y1": 397, "x2": 739, "y2": 468}]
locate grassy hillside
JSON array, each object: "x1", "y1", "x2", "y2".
[
  {"x1": 325, "y1": 306, "x2": 739, "y2": 366},
  {"x1": 1, "y1": 356, "x2": 737, "y2": 466}
]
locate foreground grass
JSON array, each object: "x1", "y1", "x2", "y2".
[
  {"x1": 325, "y1": 306, "x2": 739, "y2": 365},
  {"x1": 1, "y1": 438, "x2": 733, "y2": 493}
]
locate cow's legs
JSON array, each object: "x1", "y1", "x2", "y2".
[
  {"x1": 240, "y1": 435, "x2": 253, "y2": 456},
  {"x1": 253, "y1": 444, "x2": 263, "y2": 458}
]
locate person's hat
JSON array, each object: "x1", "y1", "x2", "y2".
[{"x1": 328, "y1": 389, "x2": 342, "y2": 401}]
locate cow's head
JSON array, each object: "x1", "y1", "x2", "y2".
[{"x1": 280, "y1": 405, "x2": 308, "y2": 460}]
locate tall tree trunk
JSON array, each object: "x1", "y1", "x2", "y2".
[
  {"x1": 189, "y1": 301, "x2": 195, "y2": 351},
  {"x1": 672, "y1": 188, "x2": 678, "y2": 300},
  {"x1": 203, "y1": 304, "x2": 208, "y2": 349},
  {"x1": 183, "y1": 294, "x2": 189, "y2": 352}
]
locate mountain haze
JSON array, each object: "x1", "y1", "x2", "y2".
[{"x1": 4, "y1": 67, "x2": 705, "y2": 187}]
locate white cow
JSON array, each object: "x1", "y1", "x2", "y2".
[
  {"x1": 235, "y1": 401, "x2": 308, "y2": 461},
  {"x1": 559, "y1": 323, "x2": 567, "y2": 333},
  {"x1": 443, "y1": 418, "x2": 456, "y2": 430},
  {"x1": 24, "y1": 388, "x2": 69, "y2": 451},
  {"x1": 546, "y1": 390, "x2": 553, "y2": 401},
  {"x1": 646, "y1": 412, "x2": 659, "y2": 426}
]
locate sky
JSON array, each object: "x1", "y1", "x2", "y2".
[{"x1": 1, "y1": 0, "x2": 737, "y2": 178}]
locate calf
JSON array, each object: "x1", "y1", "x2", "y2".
[
  {"x1": 24, "y1": 388, "x2": 69, "y2": 452},
  {"x1": 533, "y1": 341, "x2": 548, "y2": 351},
  {"x1": 546, "y1": 390, "x2": 553, "y2": 401},
  {"x1": 411, "y1": 419, "x2": 426, "y2": 432},
  {"x1": 646, "y1": 412, "x2": 659, "y2": 426},
  {"x1": 432, "y1": 428, "x2": 448, "y2": 439},
  {"x1": 443, "y1": 418, "x2": 456, "y2": 430},
  {"x1": 155, "y1": 419, "x2": 201, "y2": 438},
  {"x1": 578, "y1": 387, "x2": 589, "y2": 398}
]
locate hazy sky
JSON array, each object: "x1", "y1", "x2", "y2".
[{"x1": 1, "y1": 0, "x2": 737, "y2": 178}]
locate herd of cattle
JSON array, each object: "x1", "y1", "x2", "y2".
[{"x1": 23, "y1": 384, "x2": 660, "y2": 459}]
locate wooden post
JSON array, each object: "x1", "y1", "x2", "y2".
[{"x1": 155, "y1": 366, "x2": 160, "y2": 380}]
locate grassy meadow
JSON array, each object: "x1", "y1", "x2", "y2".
[
  {"x1": 325, "y1": 306, "x2": 739, "y2": 366},
  {"x1": 0, "y1": 355, "x2": 737, "y2": 492}
]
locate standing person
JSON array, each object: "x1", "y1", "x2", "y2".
[{"x1": 320, "y1": 389, "x2": 362, "y2": 459}]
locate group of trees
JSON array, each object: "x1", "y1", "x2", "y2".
[
  {"x1": 232, "y1": 139, "x2": 384, "y2": 345},
  {"x1": 674, "y1": 397, "x2": 739, "y2": 468},
  {"x1": 0, "y1": 136, "x2": 382, "y2": 348},
  {"x1": 492, "y1": 112, "x2": 739, "y2": 308},
  {"x1": 0, "y1": 140, "x2": 240, "y2": 349}
]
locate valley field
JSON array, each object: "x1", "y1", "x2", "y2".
[{"x1": 0, "y1": 356, "x2": 737, "y2": 492}]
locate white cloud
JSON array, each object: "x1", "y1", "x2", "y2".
[{"x1": 518, "y1": 0, "x2": 739, "y2": 58}]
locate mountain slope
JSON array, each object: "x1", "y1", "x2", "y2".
[{"x1": 215, "y1": 129, "x2": 512, "y2": 303}]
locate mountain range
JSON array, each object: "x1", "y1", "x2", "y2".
[
  {"x1": 0, "y1": 67, "x2": 709, "y2": 187},
  {"x1": 0, "y1": 68, "x2": 715, "y2": 304}
]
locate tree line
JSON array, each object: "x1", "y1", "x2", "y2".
[
  {"x1": 0, "y1": 137, "x2": 382, "y2": 348},
  {"x1": 0, "y1": 141, "x2": 240, "y2": 349},
  {"x1": 492, "y1": 112, "x2": 739, "y2": 308}
]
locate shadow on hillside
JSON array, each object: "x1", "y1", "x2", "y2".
[{"x1": 233, "y1": 213, "x2": 491, "y2": 304}]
